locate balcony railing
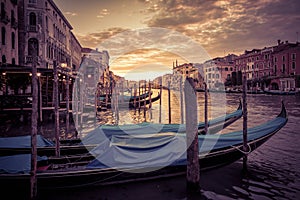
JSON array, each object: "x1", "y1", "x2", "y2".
[
  {"x1": 27, "y1": 25, "x2": 37, "y2": 32},
  {"x1": 25, "y1": 56, "x2": 33, "y2": 64}
]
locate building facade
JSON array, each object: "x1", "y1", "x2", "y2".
[
  {"x1": 17, "y1": 0, "x2": 77, "y2": 72},
  {"x1": 233, "y1": 40, "x2": 300, "y2": 91},
  {"x1": 0, "y1": 0, "x2": 18, "y2": 65}
]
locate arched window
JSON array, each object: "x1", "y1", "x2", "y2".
[
  {"x1": 0, "y1": 3, "x2": 5, "y2": 19},
  {"x1": 2, "y1": 55, "x2": 6, "y2": 63},
  {"x1": 28, "y1": 38, "x2": 39, "y2": 57},
  {"x1": 29, "y1": 12, "x2": 36, "y2": 26},
  {"x1": 1, "y1": 27, "x2": 5, "y2": 45},
  {"x1": 11, "y1": 10, "x2": 15, "y2": 24},
  {"x1": 11, "y1": 32, "x2": 15, "y2": 49}
]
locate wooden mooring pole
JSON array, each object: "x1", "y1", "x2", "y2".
[
  {"x1": 53, "y1": 61, "x2": 60, "y2": 157},
  {"x1": 66, "y1": 75, "x2": 70, "y2": 137},
  {"x1": 180, "y1": 76, "x2": 184, "y2": 124},
  {"x1": 184, "y1": 78, "x2": 200, "y2": 193},
  {"x1": 242, "y1": 75, "x2": 248, "y2": 172},
  {"x1": 204, "y1": 82, "x2": 208, "y2": 134},
  {"x1": 159, "y1": 79, "x2": 162, "y2": 123},
  {"x1": 30, "y1": 56, "x2": 38, "y2": 199},
  {"x1": 168, "y1": 81, "x2": 171, "y2": 124}
]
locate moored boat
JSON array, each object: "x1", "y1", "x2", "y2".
[
  {"x1": 0, "y1": 101, "x2": 243, "y2": 156},
  {"x1": 0, "y1": 101, "x2": 287, "y2": 192}
]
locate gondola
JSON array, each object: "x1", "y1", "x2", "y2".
[
  {"x1": 98, "y1": 91, "x2": 152, "y2": 102},
  {"x1": 0, "y1": 101, "x2": 243, "y2": 156},
  {"x1": 0, "y1": 101, "x2": 287, "y2": 192},
  {"x1": 102, "y1": 92, "x2": 161, "y2": 109}
]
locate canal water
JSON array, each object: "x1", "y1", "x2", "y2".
[{"x1": 1, "y1": 90, "x2": 299, "y2": 199}]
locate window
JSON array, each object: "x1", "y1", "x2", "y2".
[
  {"x1": 292, "y1": 53, "x2": 296, "y2": 60},
  {"x1": 292, "y1": 62, "x2": 296, "y2": 69},
  {"x1": 11, "y1": 10, "x2": 15, "y2": 25},
  {"x1": 2, "y1": 55, "x2": 6, "y2": 63},
  {"x1": 28, "y1": 38, "x2": 39, "y2": 57},
  {"x1": 282, "y1": 64, "x2": 285, "y2": 73},
  {"x1": 225, "y1": 67, "x2": 228, "y2": 71},
  {"x1": 274, "y1": 57, "x2": 277, "y2": 62},
  {"x1": 11, "y1": 32, "x2": 15, "y2": 49},
  {"x1": 12, "y1": 58, "x2": 15, "y2": 65},
  {"x1": 0, "y1": 3, "x2": 5, "y2": 19},
  {"x1": 29, "y1": 0, "x2": 37, "y2": 3},
  {"x1": 45, "y1": 16, "x2": 48, "y2": 29},
  {"x1": 1, "y1": 27, "x2": 5, "y2": 45},
  {"x1": 282, "y1": 55, "x2": 285, "y2": 62},
  {"x1": 256, "y1": 64, "x2": 259, "y2": 69},
  {"x1": 29, "y1": 12, "x2": 36, "y2": 26}
]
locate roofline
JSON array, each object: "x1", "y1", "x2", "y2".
[{"x1": 48, "y1": 0, "x2": 73, "y2": 30}]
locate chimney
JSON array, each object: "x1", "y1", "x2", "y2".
[{"x1": 277, "y1": 39, "x2": 281, "y2": 45}]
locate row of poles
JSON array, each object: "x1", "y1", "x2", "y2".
[{"x1": 29, "y1": 69, "x2": 249, "y2": 197}]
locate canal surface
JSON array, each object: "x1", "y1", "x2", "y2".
[{"x1": 1, "y1": 90, "x2": 299, "y2": 199}]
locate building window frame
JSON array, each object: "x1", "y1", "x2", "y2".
[
  {"x1": 292, "y1": 62, "x2": 296, "y2": 70},
  {"x1": 1, "y1": 27, "x2": 5, "y2": 45}
]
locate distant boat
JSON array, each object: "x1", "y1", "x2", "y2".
[
  {"x1": 264, "y1": 89, "x2": 300, "y2": 95},
  {"x1": 0, "y1": 101, "x2": 287, "y2": 191}
]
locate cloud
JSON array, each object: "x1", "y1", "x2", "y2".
[
  {"x1": 140, "y1": 0, "x2": 300, "y2": 57},
  {"x1": 75, "y1": 27, "x2": 129, "y2": 47},
  {"x1": 97, "y1": 8, "x2": 110, "y2": 18},
  {"x1": 64, "y1": 11, "x2": 78, "y2": 16}
]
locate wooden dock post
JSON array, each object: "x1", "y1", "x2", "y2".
[
  {"x1": 149, "y1": 80, "x2": 152, "y2": 120},
  {"x1": 138, "y1": 81, "x2": 141, "y2": 110},
  {"x1": 184, "y1": 77, "x2": 200, "y2": 193},
  {"x1": 65, "y1": 75, "x2": 70, "y2": 137},
  {"x1": 159, "y1": 79, "x2": 162, "y2": 123},
  {"x1": 168, "y1": 81, "x2": 171, "y2": 124},
  {"x1": 133, "y1": 83, "x2": 137, "y2": 109},
  {"x1": 180, "y1": 76, "x2": 184, "y2": 124},
  {"x1": 242, "y1": 75, "x2": 248, "y2": 172},
  {"x1": 204, "y1": 82, "x2": 208, "y2": 134},
  {"x1": 30, "y1": 56, "x2": 38, "y2": 199},
  {"x1": 143, "y1": 80, "x2": 147, "y2": 121},
  {"x1": 53, "y1": 61, "x2": 60, "y2": 157}
]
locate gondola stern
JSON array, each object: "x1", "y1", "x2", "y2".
[{"x1": 277, "y1": 100, "x2": 287, "y2": 119}]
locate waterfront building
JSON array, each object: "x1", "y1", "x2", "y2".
[
  {"x1": 270, "y1": 40, "x2": 300, "y2": 91},
  {"x1": 202, "y1": 54, "x2": 236, "y2": 89},
  {"x1": 173, "y1": 62, "x2": 203, "y2": 90},
  {"x1": 233, "y1": 40, "x2": 300, "y2": 91},
  {"x1": 0, "y1": 0, "x2": 18, "y2": 65},
  {"x1": 81, "y1": 47, "x2": 110, "y2": 88}
]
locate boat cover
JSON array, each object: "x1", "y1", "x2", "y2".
[
  {"x1": 86, "y1": 115, "x2": 287, "y2": 170},
  {"x1": 80, "y1": 106, "x2": 242, "y2": 145},
  {"x1": 0, "y1": 154, "x2": 47, "y2": 174},
  {"x1": 0, "y1": 135, "x2": 54, "y2": 148}
]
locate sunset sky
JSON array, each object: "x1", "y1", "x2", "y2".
[{"x1": 54, "y1": 0, "x2": 300, "y2": 79}]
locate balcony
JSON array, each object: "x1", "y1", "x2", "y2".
[
  {"x1": 11, "y1": 20, "x2": 18, "y2": 29},
  {"x1": 0, "y1": 14, "x2": 10, "y2": 25},
  {"x1": 27, "y1": 25, "x2": 37, "y2": 32},
  {"x1": 25, "y1": 56, "x2": 33, "y2": 64}
]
